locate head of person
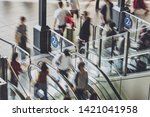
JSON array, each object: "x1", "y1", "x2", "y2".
[
  {"x1": 12, "y1": 52, "x2": 18, "y2": 61},
  {"x1": 104, "y1": 0, "x2": 111, "y2": 4},
  {"x1": 82, "y1": 11, "x2": 89, "y2": 19},
  {"x1": 141, "y1": 25, "x2": 147, "y2": 33},
  {"x1": 78, "y1": 62, "x2": 85, "y2": 72},
  {"x1": 63, "y1": 49, "x2": 70, "y2": 56},
  {"x1": 20, "y1": 16, "x2": 26, "y2": 23},
  {"x1": 58, "y1": 1, "x2": 63, "y2": 8},
  {"x1": 41, "y1": 62, "x2": 48, "y2": 72}
]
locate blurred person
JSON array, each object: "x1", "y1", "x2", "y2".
[
  {"x1": 65, "y1": 11, "x2": 75, "y2": 28},
  {"x1": 36, "y1": 62, "x2": 49, "y2": 100},
  {"x1": 56, "y1": 49, "x2": 73, "y2": 78},
  {"x1": 139, "y1": 25, "x2": 147, "y2": 39},
  {"x1": 53, "y1": 1, "x2": 68, "y2": 35},
  {"x1": 132, "y1": 0, "x2": 149, "y2": 15},
  {"x1": 67, "y1": 0, "x2": 80, "y2": 18},
  {"x1": 138, "y1": 29, "x2": 150, "y2": 50},
  {"x1": 10, "y1": 52, "x2": 23, "y2": 87},
  {"x1": 86, "y1": 0, "x2": 100, "y2": 12},
  {"x1": 100, "y1": 0, "x2": 113, "y2": 25},
  {"x1": 79, "y1": 11, "x2": 91, "y2": 55},
  {"x1": 15, "y1": 16, "x2": 28, "y2": 59},
  {"x1": 74, "y1": 62, "x2": 88, "y2": 100}
]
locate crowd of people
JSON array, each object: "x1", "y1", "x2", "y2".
[{"x1": 9, "y1": 0, "x2": 150, "y2": 100}]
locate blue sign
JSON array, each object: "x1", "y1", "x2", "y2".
[
  {"x1": 124, "y1": 16, "x2": 132, "y2": 29},
  {"x1": 51, "y1": 35, "x2": 59, "y2": 48}
]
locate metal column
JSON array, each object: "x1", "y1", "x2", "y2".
[
  {"x1": 0, "y1": 58, "x2": 8, "y2": 100},
  {"x1": 34, "y1": 0, "x2": 50, "y2": 53},
  {"x1": 112, "y1": 0, "x2": 125, "y2": 32}
]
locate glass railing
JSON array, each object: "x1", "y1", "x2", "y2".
[
  {"x1": 71, "y1": 52, "x2": 122, "y2": 100},
  {"x1": 28, "y1": 64, "x2": 66, "y2": 100},
  {"x1": 121, "y1": 11, "x2": 150, "y2": 42},
  {"x1": 49, "y1": 29, "x2": 77, "y2": 54},
  {"x1": 0, "y1": 38, "x2": 31, "y2": 64}
]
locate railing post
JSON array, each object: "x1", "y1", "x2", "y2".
[
  {"x1": 98, "y1": 38, "x2": 102, "y2": 68},
  {"x1": 135, "y1": 19, "x2": 139, "y2": 42},
  {"x1": 148, "y1": 84, "x2": 150, "y2": 100},
  {"x1": 12, "y1": 44, "x2": 16, "y2": 53},
  {"x1": 60, "y1": 38, "x2": 63, "y2": 52},
  {"x1": 92, "y1": 25, "x2": 96, "y2": 48},
  {"x1": 123, "y1": 32, "x2": 130, "y2": 76},
  {"x1": 85, "y1": 43, "x2": 88, "y2": 59}
]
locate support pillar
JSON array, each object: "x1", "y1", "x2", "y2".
[
  {"x1": 112, "y1": 0, "x2": 125, "y2": 32},
  {"x1": 0, "y1": 58, "x2": 8, "y2": 100},
  {"x1": 34, "y1": 0, "x2": 50, "y2": 53}
]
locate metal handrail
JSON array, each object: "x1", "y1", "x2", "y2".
[
  {"x1": 71, "y1": 52, "x2": 122, "y2": 100},
  {"x1": 15, "y1": 45, "x2": 31, "y2": 64},
  {"x1": 0, "y1": 37, "x2": 31, "y2": 64},
  {"x1": 101, "y1": 48, "x2": 150, "y2": 61},
  {"x1": 122, "y1": 11, "x2": 150, "y2": 26},
  {"x1": 0, "y1": 38, "x2": 15, "y2": 46}
]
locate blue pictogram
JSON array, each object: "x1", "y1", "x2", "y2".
[
  {"x1": 124, "y1": 16, "x2": 132, "y2": 29},
  {"x1": 51, "y1": 35, "x2": 59, "y2": 48}
]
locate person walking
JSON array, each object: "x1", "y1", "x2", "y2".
[
  {"x1": 79, "y1": 11, "x2": 91, "y2": 57},
  {"x1": 132, "y1": 0, "x2": 149, "y2": 15},
  {"x1": 74, "y1": 62, "x2": 88, "y2": 100},
  {"x1": 100, "y1": 0, "x2": 113, "y2": 25},
  {"x1": 53, "y1": 1, "x2": 68, "y2": 35},
  {"x1": 67, "y1": 0, "x2": 80, "y2": 18},
  {"x1": 15, "y1": 16, "x2": 28, "y2": 59},
  {"x1": 36, "y1": 62, "x2": 49, "y2": 100},
  {"x1": 10, "y1": 52, "x2": 23, "y2": 87},
  {"x1": 56, "y1": 49, "x2": 73, "y2": 78}
]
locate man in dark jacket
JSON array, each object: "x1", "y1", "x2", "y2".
[{"x1": 79, "y1": 11, "x2": 91, "y2": 56}]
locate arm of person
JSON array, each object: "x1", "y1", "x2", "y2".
[{"x1": 53, "y1": 18, "x2": 57, "y2": 29}]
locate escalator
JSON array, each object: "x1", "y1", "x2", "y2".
[
  {"x1": 37, "y1": 60, "x2": 101, "y2": 100},
  {"x1": 71, "y1": 52, "x2": 122, "y2": 100},
  {"x1": 28, "y1": 64, "x2": 77, "y2": 100},
  {"x1": 45, "y1": 52, "x2": 121, "y2": 100}
]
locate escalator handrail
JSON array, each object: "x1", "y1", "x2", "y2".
[
  {"x1": 71, "y1": 52, "x2": 122, "y2": 100},
  {"x1": 48, "y1": 52, "x2": 107, "y2": 99},
  {"x1": 28, "y1": 64, "x2": 66, "y2": 96},
  {"x1": 0, "y1": 38, "x2": 15, "y2": 46},
  {"x1": 8, "y1": 81, "x2": 26, "y2": 100},
  {"x1": 71, "y1": 66, "x2": 109, "y2": 100},
  {"x1": 37, "y1": 61, "x2": 78, "y2": 100}
]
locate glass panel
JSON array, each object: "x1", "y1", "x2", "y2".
[{"x1": 50, "y1": 29, "x2": 76, "y2": 54}]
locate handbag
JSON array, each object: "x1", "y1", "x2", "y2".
[{"x1": 15, "y1": 32, "x2": 21, "y2": 44}]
